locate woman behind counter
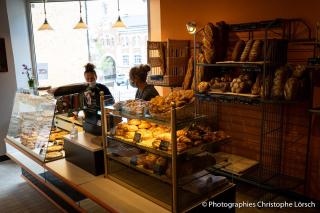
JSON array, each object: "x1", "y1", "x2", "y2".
[{"x1": 129, "y1": 64, "x2": 159, "y2": 101}]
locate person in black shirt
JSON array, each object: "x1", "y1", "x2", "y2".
[
  {"x1": 129, "y1": 64, "x2": 159, "y2": 101},
  {"x1": 83, "y1": 63, "x2": 114, "y2": 108}
]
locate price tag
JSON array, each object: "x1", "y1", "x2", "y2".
[{"x1": 133, "y1": 132, "x2": 142, "y2": 143}]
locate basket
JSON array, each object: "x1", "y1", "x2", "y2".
[
  {"x1": 147, "y1": 39, "x2": 190, "y2": 87},
  {"x1": 149, "y1": 100, "x2": 195, "y2": 121}
]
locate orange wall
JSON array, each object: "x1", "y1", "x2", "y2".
[
  {"x1": 159, "y1": 0, "x2": 320, "y2": 40},
  {"x1": 149, "y1": 0, "x2": 320, "y2": 200}
]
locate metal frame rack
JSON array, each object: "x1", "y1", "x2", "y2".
[
  {"x1": 194, "y1": 19, "x2": 312, "y2": 197},
  {"x1": 99, "y1": 92, "x2": 234, "y2": 213}
]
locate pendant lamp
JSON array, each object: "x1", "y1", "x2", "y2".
[
  {"x1": 74, "y1": 0, "x2": 88, "y2": 29},
  {"x1": 186, "y1": 21, "x2": 197, "y2": 34},
  {"x1": 112, "y1": 0, "x2": 126, "y2": 29},
  {"x1": 38, "y1": 0, "x2": 53, "y2": 31}
]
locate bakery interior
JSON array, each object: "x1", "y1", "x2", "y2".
[{"x1": 1, "y1": 0, "x2": 320, "y2": 212}]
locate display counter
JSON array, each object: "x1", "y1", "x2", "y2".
[{"x1": 5, "y1": 132, "x2": 235, "y2": 213}]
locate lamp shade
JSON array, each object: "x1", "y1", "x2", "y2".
[
  {"x1": 112, "y1": 16, "x2": 127, "y2": 28},
  {"x1": 186, "y1": 21, "x2": 196, "y2": 34},
  {"x1": 38, "y1": 18, "x2": 53, "y2": 31},
  {"x1": 74, "y1": 17, "x2": 88, "y2": 29}
]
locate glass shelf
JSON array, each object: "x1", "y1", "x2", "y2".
[
  {"x1": 105, "y1": 106, "x2": 207, "y2": 129},
  {"x1": 107, "y1": 135, "x2": 231, "y2": 158},
  {"x1": 6, "y1": 93, "x2": 57, "y2": 162}
]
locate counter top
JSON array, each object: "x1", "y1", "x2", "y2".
[
  {"x1": 45, "y1": 158, "x2": 97, "y2": 186},
  {"x1": 64, "y1": 132, "x2": 103, "y2": 152},
  {"x1": 44, "y1": 159, "x2": 169, "y2": 213}
]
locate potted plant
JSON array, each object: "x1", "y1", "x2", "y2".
[{"x1": 22, "y1": 64, "x2": 35, "y2": 88}]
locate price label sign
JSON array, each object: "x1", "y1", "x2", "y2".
[{"x1": 133, "y1": 132, "x2": 142, "y2": 143}]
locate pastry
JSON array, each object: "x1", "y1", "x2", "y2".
[
  {"x1": 124, "y1": 131, "x2": 135, "y2": 139},
  {"x1": 115, "y1": 128, "x2": 125, "y2": 136},
  {"x1": 177, "y1": 142, "x2": 188, "y2": 152},
  {"x1": 153, "y1": 157, "x2": 168, "y2": 175},
  {"x1": 251, "y1": 75, "x2": 261, "y2": 95},
  {"x1": 138, "y1": 121, "x2": 152, "y2": 129},
  {"x1": 197, "y1": 81, "x2": 210, "y2": 93},
  {"x1": 231, "y1": 40, "x2": 245, "y2": 61},
  {"x1": 128, "y1": 119, "x2": 141, "y2": 126},
  {"x1": 177, "y1": 129, "x2": 187, "y2": 137},
  {"x1": 127, "y1": 125, "x2": 139, "y2": 132},
  {"x1": 140, "y1": 130, "x2": 153, "y2": 140},
  {"x1": 152, "y1": 140, "x2": 161, "y2": 149},
  {"x1": 156, "y1": 133, "x2": 171, "y2": 142},
  {"x1": 177, "y1": 136, "x2": 192, "y2": 144},
  {"x1": 47, "y1": 145, "x2": 63, "y2": 152},
  {"x1": 240, "y1": 39, "x2": 254, "y2": 62},
  {"x1": 46, "y1": 151, "x2": 63, "y2": 159},
  {"x1": 143, "y1": 154, "x2": 159, "y2": 170},
  {"x1": 55, "y1": 139, "x2": 64, "y2": 146}
]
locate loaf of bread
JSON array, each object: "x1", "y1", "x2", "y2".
[
  {"x1": 182, "y1": 56, "x2": 194, "y2": 90},
  {"x1": 249, "y1": 40, "x2": 262, "y2": 62},
  {"x1": 284, "y1": 77, "x2": 299, "y2": 100},
  {"x1": 204, "y1": 48, "x2": 214, "y2": 64},
  {"x1": 231, "y1": 40, "x2": 245, "y2": 61},
  {"x1": 260, "y1": 76, "x2": 272, "y2": 98},
  {"x1": 216, "y1": 21, "x2": 229, "y2": 61},
  {"x1": 192, "y1": 53, "x2": 205, "y2": 90},
  {"x1": 292, "y1": 64, "x2": 306, "y2": 78},
  {"x1": 251, "y1": 75, "x2": 261, "y2": 95},
  {"x1": 204, "y1": 23, "x2": 217, "y2": 43},
  {"x1": 230, "y1": 74, "x2": 252, "y2": 93},
  {"x1": 240, "y1": 40, "x2": 254, "y2": 62},
  {"x1": 271, "y1": 66, "x2": 288, "y2": 98}
]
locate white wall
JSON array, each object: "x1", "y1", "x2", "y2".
[
  {"x1": 6, "y1": 0, "x2": 33, "y2": 89},
  {"x1": 0, "y1": 0, "x2": 17, "y2": 155},
  {"x1": 0, "y1": 0, "x2": 33, "y2": 155}
]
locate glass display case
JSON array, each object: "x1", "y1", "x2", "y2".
[
  {"x1": 100, "y1": 93, "x2": 233, "y2": 212},
  {"x1": 6, "y1": 93, "x2": 69, "y2": 162}
]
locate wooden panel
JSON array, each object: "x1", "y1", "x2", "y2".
[
  {"x1": 45, "y1": 159, "x2": 96, "y2": 186},
  {"x1": 80, "y1": 177, "x2": 169, "y2": 213}
]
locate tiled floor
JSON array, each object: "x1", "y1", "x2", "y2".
[
  {"x1": 0, "y1": 159, "x2": 319, "y2": 213},
  {"x1": 0, "y1": 160, "x2": 61, "y2": 213}
]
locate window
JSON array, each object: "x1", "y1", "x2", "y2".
[
  {"x1": 132, "y1": 36, "x2": 136, "y2": 46},
  {"x1": 122, "y1": 55, "x2": 129, "y2": 65},
  {"x1": 134, "y1": 55, "x2": 142, "y2": 64},
  {"x1": 30, "y1": 0, "x2": 148, "y2": 101}
]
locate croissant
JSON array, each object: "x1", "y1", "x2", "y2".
[{"x1": 177, "y1": 136, "x2": 192, "y2": 144}]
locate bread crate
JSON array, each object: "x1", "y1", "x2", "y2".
[{"x1": 147, "y1": 39, "x2": 190, "y2": 87}]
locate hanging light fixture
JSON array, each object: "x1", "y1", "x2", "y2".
[
  {"x1": 74, "y1": 0, "x2": 88, "y2": 29},
  {"x1": 186, "y1": 21, "x2": 197, "y2": 34},
  {"x1": 38, "y1": 0, "x2": 53, "y2": 31},
  {"x1": 112, "y1": 0, "x2": 126, "y2": 29}
]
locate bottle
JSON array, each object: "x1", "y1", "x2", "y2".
[{"x1": 70, "y1": 122, "x2": 78, "y2": 140}]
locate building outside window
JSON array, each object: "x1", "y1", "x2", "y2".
[
  {"x1": 122, "y1": 55, "x2": 129, "y2": 66},
  {"x1": 134, "y1": 55, "x2": 142, "y2": 64}
]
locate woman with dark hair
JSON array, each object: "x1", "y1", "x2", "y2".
[
  {"x1": 83, "y1": 63, "x2": 114, "y2": 106},
  {"x1": 129, "y1": 64, "x2": 159, "y2": 101}
]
